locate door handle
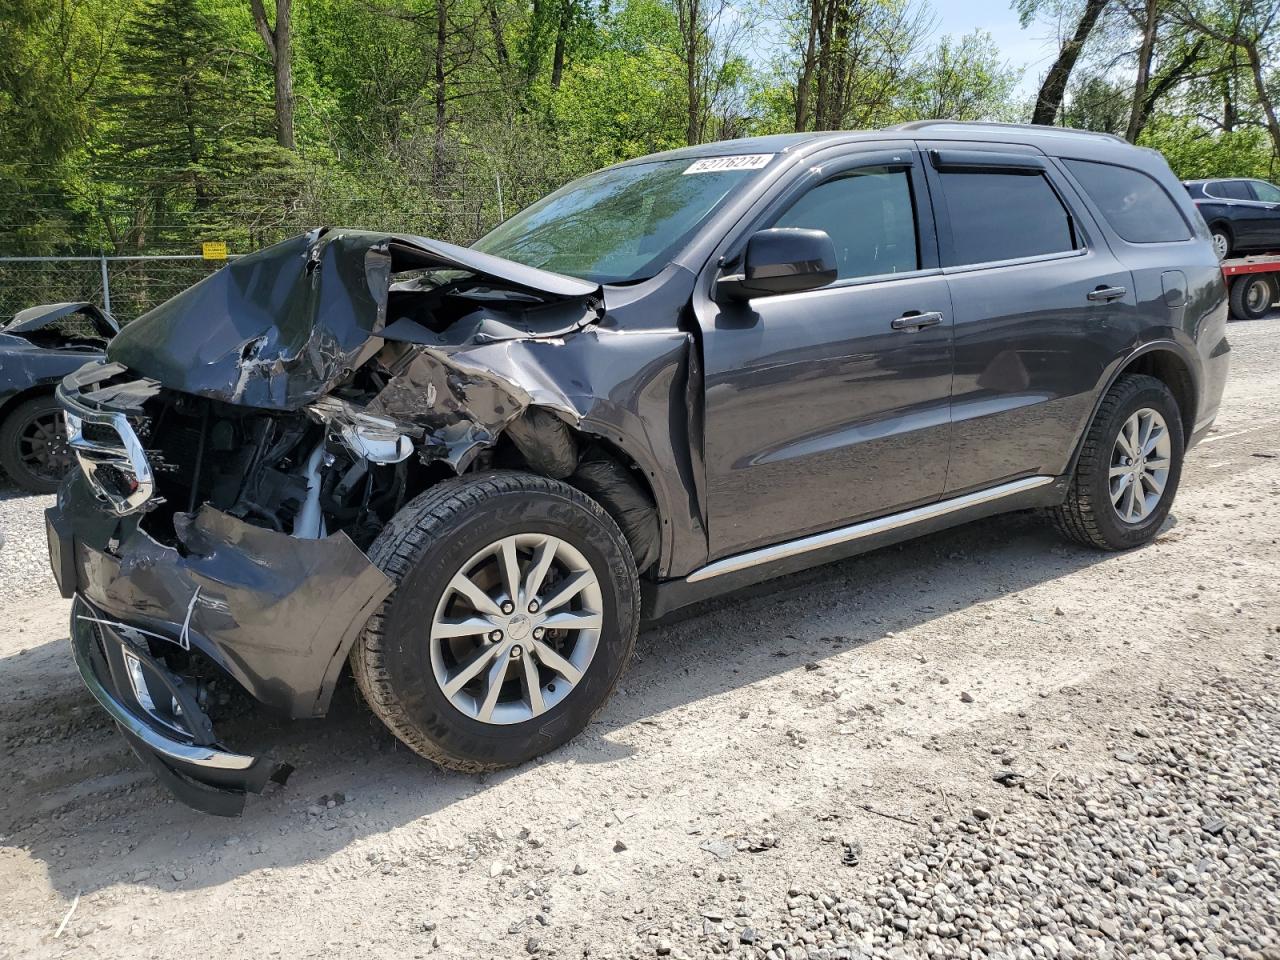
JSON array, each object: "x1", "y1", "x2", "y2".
[
  {"x1": 891, "y1": 311, "x2": 944, "y2": 332},
  {"x1": 1087, "y1": 285, "x2": 1127, "y2": 302}
]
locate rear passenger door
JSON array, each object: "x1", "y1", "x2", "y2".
[
  {"x1": 918, "y1": 145, "x2": 1136, "y2": 495},
  {"x1": 1247, "y1": 180, "x2": 1280, "y2": 249},
  {"x1": 1211, "y1": 180, "x2": 1265, "y2": 249}
]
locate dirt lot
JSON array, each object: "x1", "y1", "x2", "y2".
[{"x1": 2, "y1": 317, "x2": 1278, "y2": 960}]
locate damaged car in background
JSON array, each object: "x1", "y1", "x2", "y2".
[
  {"x1": 1, "y1": 302, "x2": 116, "y2": 493},
  {"x1": 48, "y1": 123, "x2": 1229, "y2": 814}
]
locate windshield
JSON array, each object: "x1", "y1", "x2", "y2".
[{"x1": 472, "y1": 156, "x2": 772, "y2": 283}]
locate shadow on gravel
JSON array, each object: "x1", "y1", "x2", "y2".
[{"x1": 4, "y1": 506, "x2": 1137, "y2": 899}]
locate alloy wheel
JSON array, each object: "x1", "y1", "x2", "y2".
[
  {"x1": 1212, "y1": 231, "x2": 1230, "y2": 260},
  {"x1": 1109, "y1": 407, "x2": 1172, "y2": 523},
  {"x1": 17, "y1": 412, "x2": 72, "y2": 484},
  {"x1": 429, "y1": 533, "x2": 604, "y2": 724}
]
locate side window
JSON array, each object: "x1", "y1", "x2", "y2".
[
  {"x1": 1251, "y1": 180, "x2": 1280, "y2": 203},
  {"x1": 1212, "y1": 180, "x2": 1252, "y2": 201},
  {"x1": 938, "y1": 170, "x2": 1076, "y2": 265},
  {"x1": 1063, "y1": 159, "x2": 1191, "y2": 243},
  {"x1": 772, "y1": 167, "x2": 919, "y2": 279}
]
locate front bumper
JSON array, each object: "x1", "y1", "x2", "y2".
[
  {"x1": 71, "y1": 595, "x2": 290, "y2": 816},
  {"x1": 49, "y1": 472, "x2": 395, "y2": 813}
]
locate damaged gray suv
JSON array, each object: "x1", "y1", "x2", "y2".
[{"x1": 47, "y1": 122, "x2": 1230, "y2": 814}]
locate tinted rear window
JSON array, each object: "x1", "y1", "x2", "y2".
[
  {"x1": 1064, "y1": 159, "x2": 1191, "y2": 243},
  {"x1": 939, "y1": 171, "x2": 1076, "y2": 265}
]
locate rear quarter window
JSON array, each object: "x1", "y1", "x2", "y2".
[{"x1": 1063, "y1": 159, "x2": 1192, "y2": 243}]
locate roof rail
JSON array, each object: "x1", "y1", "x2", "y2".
[{"x1": 891, "y1": 120, "x2": 1128, "y2": 144}]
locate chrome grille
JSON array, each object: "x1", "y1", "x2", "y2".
[{"x1": 58, "y1": 383, "x2": 156, "y2": 515}]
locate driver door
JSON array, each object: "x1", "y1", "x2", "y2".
[{"x1": 695, "y1": 149, "x2": 954, "y2": 560}]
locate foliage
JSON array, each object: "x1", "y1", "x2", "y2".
[
  {"x1": 1140, "y1": 115, "x2": 1276, "y2": 179},
  {"x1": 1, "y1": 0, "x2": 1279, "y2": 258}
]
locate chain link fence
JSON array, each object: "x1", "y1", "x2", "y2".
[
  {"x1": 0, "y1": 254, "x2": 246, "y2": 326},
  {"x1": 0, "y1": 171, "x2": 529, "y2": 325}
]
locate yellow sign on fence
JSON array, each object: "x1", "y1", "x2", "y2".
[{"x1": 201, "y1": 241, "x2": 228, "y2": 261}]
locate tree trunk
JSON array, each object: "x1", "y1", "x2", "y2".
[
  {"x1": 249, "y1": 0, "x2": 296, "y2": 149},
  {"x1": 794, "y1": 0, "x2": 820, "y2": 131},
  {"x1": 1031, "y1": 0, "x2": 1109, "y2": 126},
  {"x1": 488, "y1": 0, "x2": 509, "y2": 69},
  {"x1": 1130, "y1": 37, "x2": 1202, "y2": 141},
  {"x1": 813, "y1": 0, "x2": 837, "y2": 128},
  {"x1": 523, "y1": 0, "x2": 545, "y2": 90},
  {"x1": 550, "y1": 0, "x2": 571, "y2": 91},
  {"x1": 679, "y1": 0, "x2": 701, "y2": 144},
  {"x1": 1125, "y1": 0, "x2": 1158, "y2": 142},
  {"x1": 1243, "y1": 40, "x2": 1280, "y2": 157},
  {"x1": 434, "y1": 0, "x2": 448, "y2": 183}
]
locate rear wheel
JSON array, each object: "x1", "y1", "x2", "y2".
[
  {"x1": 350, "y1": 471, "x2": 639, "y2": 771},
  {"x1": 1229, "y1": 272, "x2": 1275, "y2": 321},
  {"x1": 1052, "y1": 374, "x2": 1184, "y2": 551},
  {"x1": 0, "y1": 394, "x2": 73, "y2": 494}
]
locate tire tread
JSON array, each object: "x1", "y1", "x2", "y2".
[{"x1": 1051, "y1": 373, "x2": 1174, "y2": 550}]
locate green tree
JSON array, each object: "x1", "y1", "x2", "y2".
[
  {"x1": 95, "y1": 0, "x2": 288, "y2": 251},
  {"x1": 901, "y1": 30, "x2": 1022, "y2": 121}
]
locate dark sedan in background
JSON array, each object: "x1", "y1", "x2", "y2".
[
  {"x1": 0, "y1": 302, "x2": 117, "y2": 493},
  {"x1": 1184, "y1": 177, "x2": 1280, "y2": 259}
]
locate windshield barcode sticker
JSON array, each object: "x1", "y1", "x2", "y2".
[{"x1": 683, "y1": 155, "x2": 773, "y2": 174}]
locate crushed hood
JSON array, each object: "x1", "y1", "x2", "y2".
[
  {"x1": 6, "y1": 301, "x2": 118, "y2": 343},
  {"x1": 107, "y1": 227, "x2": 602, "y2": 411}
]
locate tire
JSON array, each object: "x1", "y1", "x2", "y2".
[
  {"x1": 1229, "y1": 272, "x2": 1275, "y2": 321},
  {"x1": 0, "y1": 394, "x2": 73, "y2": 494},
  {"x1": 350, "y1": 470, "x2": 640, "y2": 772},
  {"x1": 1210, "y1": 225, "x2": 1232, "y2": 260},
  {"x1": 1052, "y1": 374, "x2": 1184, "y2": 551}
]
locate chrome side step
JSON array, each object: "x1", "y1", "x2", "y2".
[{"x1": 685, "y1": 475, "x2": 1055, "y2": 584}]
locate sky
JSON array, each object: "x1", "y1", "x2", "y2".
[{"x1": 930, "y1": 0, "x2": 1058, "y2": 98}]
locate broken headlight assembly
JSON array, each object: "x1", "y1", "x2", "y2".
[{"x1": 306, "y1": 396, "x2": 415, "y2": 465}]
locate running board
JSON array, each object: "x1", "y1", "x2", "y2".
[{"x1": 686, "y1": 475, "x2": 1056, "y2": 584}]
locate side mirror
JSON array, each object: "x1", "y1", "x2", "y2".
[{"x1": 718, "y1": 228, "x2": 838, "y2": 300}]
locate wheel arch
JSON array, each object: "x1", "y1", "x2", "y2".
[
  {"x1": 1206, "y1": 218, "x2": 1233, "y2": 238},
  {"x1": 0, "y1": 382, "x2": 57, "y2": 427},
  {"x1": 1068, "y1": 343, "x2": 1198, "y2": 477},
  {"x1": 489, "y1": 408, "x2": 667, "y2": 576}
]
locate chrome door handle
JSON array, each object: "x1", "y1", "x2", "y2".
[
  {"x1": 891, "y1": 311, "x2": 944, "y2": 332},
  {"x1": 1087, "y1": 285, "x2": 1127, "y2": 302}
]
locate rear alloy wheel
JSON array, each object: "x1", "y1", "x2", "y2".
[
  {"x1": 351, "y1": 471, "x2": 639, "y2": 771},
  {"x1": 1229, "y1": 273, "x2": 1275, "y2": 321},
  {"x1": 1108, "y1": 408, "x2": 1172, "y2": 524},
  {"x1": 1052, "y1": 374, "x2": 1184, "y2": 551},
  {"x1": 0, "y1": 395, "x2": 74, "y2": 494}
]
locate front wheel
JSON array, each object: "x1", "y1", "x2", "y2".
[
  {"x1": 350, "y1": 471, "x2": 639, "y2": 772},
  {"x1": 0, "y1": 394, "x2": 74, "y2": 494},
  {"x1": 1052, "y1": 374, "x2": 1184, "y2": 551}
]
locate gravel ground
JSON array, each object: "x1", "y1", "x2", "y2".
[
  {"x1": 0, "y1": 481, "x2": 56, "y2": 602},
  {"x1": 718, "y1": 667, "x2": 1280, "y2": 960},
  {"x1": 2, "y1": 316, "x2": 1279, "y2": 959}
]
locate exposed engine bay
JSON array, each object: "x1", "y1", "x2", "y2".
[{"x1": 61, "y1": 227, "x2": 670, "y2": 568}]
